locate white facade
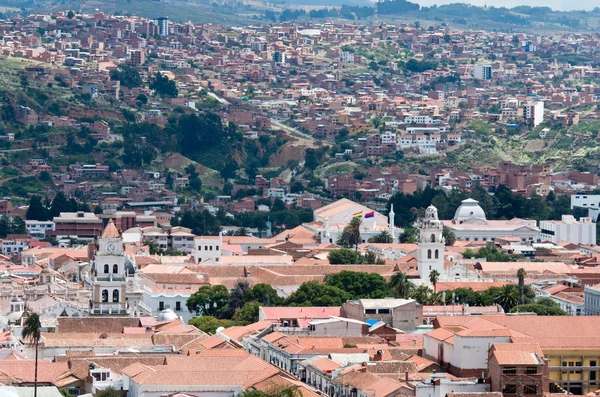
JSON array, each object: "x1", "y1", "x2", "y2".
[
  {"x1": 539, "y1": 215, "x2": 596, "y2": 244},
  {"x1": 90, "y1": 222, "x2": 129, "y2": 315},
  {"x1": 584, "y1": 285, "x2": 600, "y2": 316},
  {"x1": 417, "y1": 206, "x2": 445, "y2": 281},
  {"x1": 473, "y1": 64, "x2": 492, "y2": 80},
  {"x1": 415, "y1": 376, "x2": 490, "y2": 397},
  {"x1": 140, "y1": 285, "x2": 193, "y2": 323},
  {"x1": 524, "y1": 101, "x2": 544, "y2": 127},
  {"x1": 25, "y1": 220, "x2": 55, "y2": 239},
  {"x1": 193, "y1": 236, "x2": 222, "y2": 264},
  {"x1": 340, "y1": 51, "x2": 355, "y2": 64}
]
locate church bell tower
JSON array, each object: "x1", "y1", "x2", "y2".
[{"x1": 417, "y1": 205, "x2": 445, "y2": 281}]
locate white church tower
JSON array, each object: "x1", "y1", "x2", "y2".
[
  {"x1": 417, "y1": 205, "x2": 445, "y2": 281},
  {"x1": 91, "y1": 220, "x2": 129, "y2": 315}
]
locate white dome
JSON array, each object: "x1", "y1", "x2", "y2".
[
  {"x1": 453, "y1": 198, "x2": 486, "y2": 222},
  {"x1": 157, "y1": 308, "x2": 178, "y2": 322}
]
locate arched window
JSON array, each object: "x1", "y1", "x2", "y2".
[
  {"x1": 427, "y1": 249, "x2": 432, "y2": 259},
  {"x1": 113, "y1": 264, "x2": 118, "y2": 274},
  {"x1": 113, "y1": 289, "x2": 119, "y2": 302},
  {"x1": 103, "y1": 264, "x2": 109, "y2": 274},
  {"x1": 435, "y1": 249, "x2": 439, "y2": 259},
  {"x1": 102, "y1": 289, "x2": 108, "y2": 302},
  {"x1": 430, "y1": 234, "x2": 436, "y2": 243}
]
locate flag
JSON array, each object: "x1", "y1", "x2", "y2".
[
  {"x1": 365, "y1": 211, "x2": 375, "y2": 218},
  {"x1": 352, "y1": 211, "x2": 362, "y2": 218}
]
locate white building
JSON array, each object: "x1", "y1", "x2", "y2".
[
  {"x1": 417, "y1": 206, "x2": 445, "y2": 282},
  {"x1": 193, "y1": 235, "x2": 222, "y2": 264},
  {"x1": 414, "y1": 374, "x2": 490, "y2": 397},
  {"x1": 1, "y1": 237, "x2": 29, "y2": 256},
  {"x1": 340, "y1": 50, "x2": 355, "y2": 64},
  {"x1": 584, "y1": 283, "x2": 600, "y2": 315},
  {"x1": 539, "y1": 215, "x2": 596, "y2": 244},
  {"x1": 441, "y1": 199, "x2": 540, "y2": 243},
  {"x1": 524, "y1": 101, "x2": 544, "y2": 127},
  {"x1": 25, "y1": 220, "x2": 55, "y2": 239},
  {"x1": 90, "y1": 220, "x2": 129, "y2": 315},
  {"x1": 473, "y1": 64, "x2": 492, "y2": 80}
]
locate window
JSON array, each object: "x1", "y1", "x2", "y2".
[
  {"x1": 210, "y1": 246, "x2": 213, "y2": 251},
  {"x1": 435, "y1": 249, "x2": 439, "y2": 259},
  {"x1": 591, "y1": 361, "x2": 597, "y2": 383},
  {"x1": 159, "y1": 301, "x2": 165, "y2": 311},
  {"x1": 104, "y1": 264, "x2": 109, "y2": 274},
  {"x1": 113, "y1": 289, "x2": 119, "y2": 302},
  {"x1": 524, "y1": 385, "x2": 537, "y2": 395},
  {"x1": 576, "y1": 362, "x2": 583, "y2": 374},
  {"x1": 378, "y1": 309, "x2": 390, "y2": 314},
  {"x1": 113, "y1": 264, "x2": 118, "y2": 273},
  {"x1": 427, "y1": 249, "x2": 432, "y2": 259},
  {"x1": 430, "y1": 233, "x2": 436, "y2": 243},
  {"x1": 365, "y1": 309, "x2": 377, "y2": 314},
  {"x1": 176, "y1": 301, "x2": 181, "y2": 311},
  {"x1": 198, "y1": 245, "x2": 202, "y2": 251},
  {"x1": 526, "y1": 367, "x2": 538, "y2": 375},
  {"x1": 503, "y1": 367, "x2": 517, "y2": 375},
  {"x1": 102, "y1": 289, "x2": 108, "y2": 303},
  {"x1": 67, "y1": 386, "x2": 81, "y2": 396},
  {"x1": 503, "y1": 384, "x2": 517, "y2": 394}
]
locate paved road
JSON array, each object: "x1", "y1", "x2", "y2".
[
  {"x1": 270, "y1": 119, "x2": 315, "y2": 142},
  {"x1": 0, "y1": 145, "x2": 59, "y2": 153}
]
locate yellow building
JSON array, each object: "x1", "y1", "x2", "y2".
[{"x1": 426, "y1": 316, "x2": 600, "y2": 395}]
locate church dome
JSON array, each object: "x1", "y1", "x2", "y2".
[
  {"x1": 424, "y1": 205, "x2": 439, "y2": 220},
  {"x1": 453, "y1": 198, "x2": 486, "y2": 222},
  {"x1": 157, "y1": 308, "x2": 178, "y2": 322}
]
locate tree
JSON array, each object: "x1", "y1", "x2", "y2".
[
  {"x1": 26, "y1": 196, "x2": 51, "y2": 221},
  {"x1": 510, "y1": 303, "x2": 567, "y2": 316},
  {"x1": 389, "y1": 272, "x2": 414, "y2": 299},
  {"x1": 368, "y1": 231, "x2": 394, "y2": 244},
  {"x1": 241, "y1": 386, "x2": 301, "y2": 397},
  {"x1": 246, "y1": 283, "x2": 284, "y2": 306},
  {"x1": 517, "y1": 268, "x2": 526, "y2": 305},
  {"x1": 285, "y1": 281, "x2": 350, "y2": 306},
  {"x1": 494, "y1": 284, "x2": 520, "y2": 312},
  {"x1": 429, "y1": 270, "x2": 440, "y2": 293},
  {"x1": 189, "y1": 316, "x2": 241, "y2": 334},
  {"x1": 187, "y1": 285, "x2": 230, "y2": 317},
  {"x1": 150, "y1": 72, "x2": 178, "y2": 98},
  {"x1": 328, "y1": 248, "x2": 362, "y2": 264},
  {"x1": 442, "y1": 226, "x2": 456, "y2": 246},
  {"x1": 337, "y1": 217, "x2": 362, "y2": 249},
  {"x1": 109, "y1": 64, "x2": 142, "y2": 88},
  {"x1": 233, "y1": 301, "x2": 261, "y2": 323},
  {"x1": 410, "y1": 285, "x2": 433, "y2": 305},
  {"x1": 22, "y1": 313, "x2": 42, "y2": 397},
  {"x1": 398, "y1": 226, "x2": 417, "y2": 243},
  {"x1": 325, "y1": 271, "x2": 388, "y2": 299},
  {"x1": 67, "y1": 10, "x2": 75, "y2": 19},
  {"x1": 96, "y1": 388, "x2": 123, "y2": 397}
]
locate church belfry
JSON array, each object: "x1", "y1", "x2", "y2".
[
  {"x1": 417, "y1": 205, "x2": 445, "y2": 281},
  {"x1": 90, "y1": 220, "x2": 129, "y2": 315}
]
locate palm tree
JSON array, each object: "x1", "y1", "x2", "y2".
[
  {"x1": 368, "y1": 230, "x2": 393, "y2": 244},
  {"x1": 389, "y1": 272, "x2": 414, "y2": 299},
  {"x1": 235, "y1": 227, "x2": 251, "y2": 236},
  {"x1": 22, "y1": 313, "x2": 42, "y2": 397},
  {"x1": 410, "y1": 285, "x2": 432, "y2": 304},
  {"x1": 495, "y1": 284, "x2": 520, "y2": 312},
  {"x1": 429, "y1": 270, "x2": 440, "y2": 293},
  {"x1": 517, "y1": 268, "x2": 527, "y2": 305}
]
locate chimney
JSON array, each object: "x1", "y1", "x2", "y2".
[{"x1": 373, "y1": 350, "x2": 383, "y2": 362}]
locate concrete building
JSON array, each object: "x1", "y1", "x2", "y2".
[
  {"x1": 539, "y1": 215, "x2": 596, "y2": 244},
  {"x1": 25, "y1": 220, "x2": 55, "y2": 239},
  {"x1": 584, "y1": 283, "x2": 600, "y2": 315},
  {"x1": 342, "y1": 298, "x2": 423, "y2": 332},
  {"x1": 193, "y1": 235, "x2": 222, "y2": 264},
  {"x1": 157, "y1": 17, "x2": 169, "y2": 36},
  {"x1": 488, "y1": 343, "x2": 548, "y2": 397},
  {"x1": 52, "y1": 212, "x2": 103, "y2": 241},
  {"x1": 524, "y1": 101, "x2": 544, "y2": 127},
  {"x1": 473, "y1": 64, "x2": 492, "y2": 80},
  {"x1": 441, "y1": 199, "x2": 539, "y2": 243}
]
